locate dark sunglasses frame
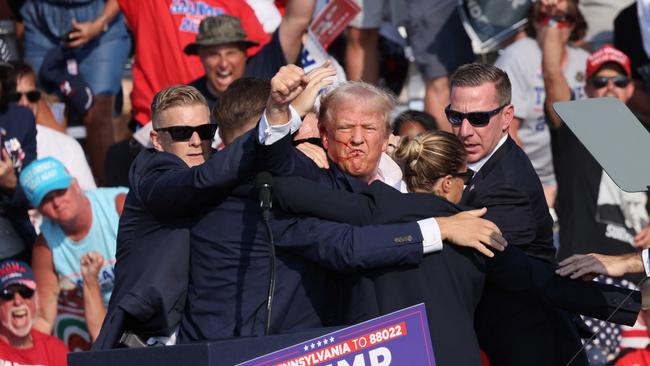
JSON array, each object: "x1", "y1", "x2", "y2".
[
  {"x1": 434, "y1": 170, "x2": 474, "y2": 185},
  {"x1": 10, "y1": 90, "x2": 41, "y2": 103},
  {"x1": 0, "y1": 287, "x2": 34, "y2": 301},
  {"x1": 590, "y1": 75, "x2": 630, "y2": 89},
  {"x1": 445, "y1": 104, "x2": 508, "y2": 127},
  {"x1": 155, "y1": 124, "x2": 217, "y2": 141}
]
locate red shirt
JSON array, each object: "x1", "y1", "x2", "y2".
[
  {"x1": 614, "y1": 346, "x2": 650, "y2": 366},
  {"x1": 0, "y1": 330, "x2": 68, "y2": 366},
  {"x1": 118, "y1": 0, "x2": 270, "y2": 125}
]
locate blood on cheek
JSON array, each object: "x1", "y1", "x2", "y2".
[{"x1": 331, "y1": 138, "x2": 361, "y2": 161}]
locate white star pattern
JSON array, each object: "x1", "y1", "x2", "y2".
[
  {"x1": 317, "y1": 341, "x2": 322, "y2": 347},
  {"x1": 581, "y1": 276, "x2": 635, "y2": 361},
  {"x1": 329, "y1": 337, "x2": 335, "y2": 343},
  {"x1": 323, "y1": 339, "x2": 329, "y2": 345},
  {"x1": 310, "y1": 343, "x2": 315, "y2": 349},
  {"x1": 303, "y1": 345, "x2": 309, "y2": 351}
]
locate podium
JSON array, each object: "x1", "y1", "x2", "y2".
[{"x1": 68, "y1": 328, "x2": 336, "y2": 366}]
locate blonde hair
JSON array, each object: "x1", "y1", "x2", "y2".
[
  {"x1": 394, "y1": 131, "x2": 467, "y2": 193},
  {"x1": 151, "y1": 85, "x2": 207, "y2": 128}
]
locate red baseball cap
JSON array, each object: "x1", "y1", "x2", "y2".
[{"x1": 586, "y1": 45, "x2": 632, "y2": 79}]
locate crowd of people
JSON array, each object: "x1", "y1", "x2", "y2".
[{"x1": 1, "y1": 0, "x2": 650, "y2": 365}]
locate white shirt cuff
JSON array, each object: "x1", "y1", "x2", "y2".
[
  {"x1": 258, "y1": 105, "x2": 303, "y2": 145},
  {"x1": 417, "y1": 217, "x2": 443, "y2": 254},
  {"x1": 643, "y1": 248, "x2": 650, "y2": 277}
]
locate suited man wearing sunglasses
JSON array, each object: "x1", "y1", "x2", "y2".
[
  {"x1": 94, "y1": 85, "x2": 264, "y2": 349},
  {"x1": 445, "y1": 63, "x2": 591, "y2": 365},
  {"x1": 0, "y1": 260, "x2": 68, "y2": 365}
]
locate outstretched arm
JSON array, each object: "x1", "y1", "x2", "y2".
[
  {"x1": 556, "y1": 252, "x2": 646, "y2": 279},
  {"x1": 273, "y1": 177, "x2": 507, "y2": 257}
]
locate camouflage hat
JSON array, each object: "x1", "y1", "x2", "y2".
[{"x1": 184, "y1": 15, "x2": 259, "y2": 55}]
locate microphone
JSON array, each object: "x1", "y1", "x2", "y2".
[
  {"x1": 256, "y1": 171, "x2": 275, "y2": 336},
  {"x1": 256, "y1": 171, "x2": 273, "y2": 219}
]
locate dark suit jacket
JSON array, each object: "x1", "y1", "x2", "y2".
[
  {"x1": 177, "y1": 134, "x2": 427, "y2": 342},
  {"x1": 272, "y1": 175, "x2": 641, "y2": 366},
  {"x1": 93, "y1": 129, "x2": 259, "y2": 349},
  {"x1": 260, "y1": 138, "x2": 500, "y2": 365},
  {"x1": 463, "y1": 137, "x2": 586, "y2": 366}
]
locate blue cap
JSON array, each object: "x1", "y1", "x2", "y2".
[
  {"x1": 19, "y1": 157, "x2": 72, "y2": 207},
  {"x1": 0, "y1": 260, "x2": 36, "y2": 290}
]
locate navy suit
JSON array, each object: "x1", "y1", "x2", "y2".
[
  {"x1": 465, "y1": 137, "x2": 588, "y2": 366},
  {"x1": 176, "y1": 133, "x2": 427, "y2": 342},
  {"x1": 272, "y1": 175, "x2": 641, "y2": 366},
  {"x1": 94, "y1": 129, "x2": 259, "y2": 349}
]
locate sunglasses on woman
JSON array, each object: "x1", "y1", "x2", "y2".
[
  {"x1": 155, "y1": 124, "x2": 218, "y2": 142},
  {"x1": 536, "y1": 13, "x2": 576, "y2": 28},
  {"x1": 10, "y1": 90, "x2": 41, "y2": 103},
  {"x1": 434, "y1": 170, "x2": 474, "y2": 185},
  {"x1": 590, "y1": 75, "x2": 630, "y2": 89},
  {"x1": 0, "y1": 287, "x2": 34, "y2": 301},
  {"x1": 445, "y1": 104, "x2": 507, "y2": 127}
]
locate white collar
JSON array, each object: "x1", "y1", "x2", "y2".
[
  {"x1": 468, "y1": 134, "x2": 508, "y2": 173},
  {"x1": 377, "y1": 153, "x2": 409, "y2": 193}
]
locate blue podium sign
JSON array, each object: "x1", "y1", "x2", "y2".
[{"x1": 238, "y1": 303, "x2": 434, "y2": 366}]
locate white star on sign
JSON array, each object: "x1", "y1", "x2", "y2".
[
  {"x1": 323, "y1": 339, "x2": 329, "y2": 345},
  {"x1": 304, "y1": 345, "x2": 309, "y2": 351},
  {"x1": 310, "y1": 343, "x2": 315, "y2": 349},
  {"x1": 329, "y1": 337, "x2": 335, "y2": 343},
  {"x1": 317, "y1": 341, "x2": 322, "y2": 347}
]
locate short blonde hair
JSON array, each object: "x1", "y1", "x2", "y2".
[
  {"x1": 151, "y1": 85, "x2": 207, "y2": 128},
  {"x1": 394, "y1": 131, "x2": 467, "y2": 193}
]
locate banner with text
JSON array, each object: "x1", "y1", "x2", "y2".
[{"x1": 238, "y1": 303, "x2": 435, "y2": 366}]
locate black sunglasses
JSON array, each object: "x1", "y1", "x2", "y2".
[
  {"x1": 445, "y1": 104, "x2": 507, "y2": 127},
  {"x1": 155, "y1": 124, "x2": 217, "y2": 141},
  {"x1": 453, "y1": 170, "x2": 474, "y2": 185},
  {"x1": 10, "y1": 90, "x2": 41, "y2": 103},
  {"x1": 590, "y1": 75, "x2": 630, "y2": 89},
  {"x1": 0, "y1": 287, "x2": 34, "y2": 301},
  {"x1": 433, "y1": 170, "x2": 474, "y2": 185}
]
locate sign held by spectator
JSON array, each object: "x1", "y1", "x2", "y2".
[{"x1": 310, "y1": 0, "x2": 361, "y2": 49}]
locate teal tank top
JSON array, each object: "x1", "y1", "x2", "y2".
[{"x1": 41, "y1": 187, "x2": 128, "y2": 306}]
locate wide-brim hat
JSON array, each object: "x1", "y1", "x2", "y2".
[{"x1": 184, "y1": 15, "x2": 259, "y2": 55}]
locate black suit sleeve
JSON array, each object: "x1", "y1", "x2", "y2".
[
  {"x1": 272, "y1": 214, "x2": 424, "y2": 272},
  {"x1": 273, "y1": 177, "x2": 459, "y2": 225},
  {"x1": 135, "y1": 129, "x2": 257, "y2": 216}
]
